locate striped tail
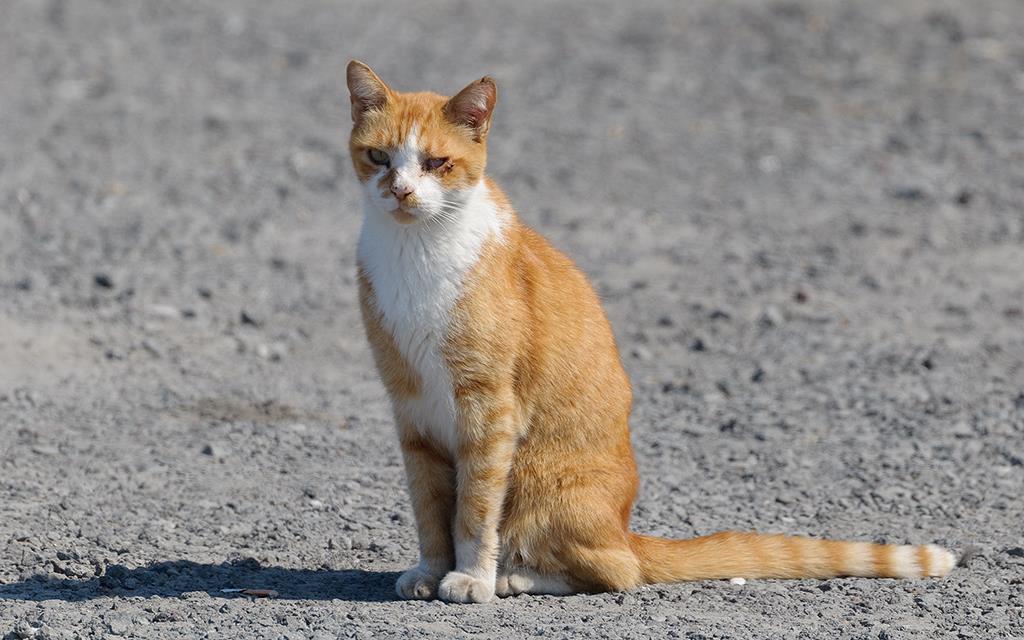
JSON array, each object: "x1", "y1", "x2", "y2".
[{"x1": 632, "y1": 531, "x2": 957, "y2": 583}]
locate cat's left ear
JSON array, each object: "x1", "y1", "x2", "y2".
[{"x1": 444, "y1": 76, "x2": 497, "y2": 142}]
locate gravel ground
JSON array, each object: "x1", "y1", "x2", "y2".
[{"x1": 1, "y1": 0, "x2": 1023, "y2": 638}]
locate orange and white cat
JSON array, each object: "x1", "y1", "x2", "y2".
[{"x1": 346, "y1": 60, "x2": 958, "y2": 604}]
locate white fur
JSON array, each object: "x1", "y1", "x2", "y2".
[
  {"x1": 496, "y1": 568, "x2": 573, "y2": 597},
  {"x1": 890, "y1": 545, "x2": 920, "y2": 578},
  {"x1": 395, "y1": 563, "x2": 439, "y2": 600},
  {"x1": 924, "y1": 544, "x2": 956, "y2": 576},
  {"x1": 455, "y1": 529, "x2": 497, "y2": 583},
  {"x1": 389, "y1": 128, "x2": 429, "y2": 201},
  {"x1": 357, "y1": 167, "x2": 504, "y2": 457},
  {"x1": 439, "y1": 570, "x2": 494, "y2": 603},
  {"x1": 844, "y1": 542, "x2": 874, "y2": 577}
]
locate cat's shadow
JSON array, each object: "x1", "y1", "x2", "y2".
[{"x1": 0, "y1": 558, "x2": 399, "y2": 603}]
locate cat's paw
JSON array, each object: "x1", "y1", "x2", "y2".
[
  {"x1": 438, "y1": 570, "x2": 494, "y2": 604},
  {"x1": 495, "y1": 568, "x2": 574, "y2": 597},
  {"x1": 494, "y1": 572, "x2": 512, "y2": 598},
  {"x1": 395, "y1": 566, "x2": 441, "y2": 600}
]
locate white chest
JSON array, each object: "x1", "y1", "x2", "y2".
[{"x1": 356, "y1": 186, "x2": 503, "y2": 455}]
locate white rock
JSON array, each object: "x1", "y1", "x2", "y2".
[{"x1": 147, "y1": 304, "x2": 180, "y2": 319}]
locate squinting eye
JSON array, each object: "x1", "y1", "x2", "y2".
[
  {"x1": 367, "y1": 148, "x2": 390, "y2": 166},
  {"x1": 423, "y1": 157, "x2": 449, "y2": 171}
]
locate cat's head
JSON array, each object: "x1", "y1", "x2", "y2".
[{"x1": 346, "y1": 60, "x2": 496, "y2": 226}]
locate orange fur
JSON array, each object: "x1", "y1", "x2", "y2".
[{"x1": 346, "y1": 61, "x2": 957, "y2": 603}]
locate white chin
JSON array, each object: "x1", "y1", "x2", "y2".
[{"x1": 391, "y1": 209, "x2": 417, "y2": 224}]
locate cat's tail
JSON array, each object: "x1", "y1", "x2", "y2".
[{"x1": 631, "y1": 531, "x2": 957, "y2": 583}]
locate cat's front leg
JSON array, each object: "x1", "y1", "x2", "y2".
[
  {"x1": 438, "y1": 400, "x2": 518, "y2": 604},
  {"x1": 395, "y1": 424, "x2": 456, "y2": 600}
]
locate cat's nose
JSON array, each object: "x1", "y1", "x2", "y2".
[{"x1": 391, "y1": 183, "x2": 415, "y2": 201}]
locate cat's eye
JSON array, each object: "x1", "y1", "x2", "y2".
[
  {"x1": 367, "y1": 148, "x2": 390, "y2": 166},
  {"x1": 423, "y1": 157, "x2": 449, "y2": 172}
]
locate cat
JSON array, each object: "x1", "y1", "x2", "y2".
[{"x1": 345, "y1": 60, "x2": 958, "y2": 604}]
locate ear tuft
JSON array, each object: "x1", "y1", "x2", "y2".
[
  {"x1": 347, "y1": 60, "x2": 390, "y2": 124},
  {"x1": 444, "y1": 76, "x2": 497, "y2": 141}
]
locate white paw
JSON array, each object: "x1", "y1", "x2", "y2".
[
  {"x1": 494, "y1": 571, "x2": 527, "y2": 597},
  {"x1": 438, "y1": 570, "x2": 495, "y2": 604},
  {"x1": 494, "y1": 573, "x2": 512, "y2": 598},
  {"x1": 494, "y1": 568, "x2": 574, "y2": 597},
  {"x1": 395, "y1": 566, "x2": 441, "y2": 600}
]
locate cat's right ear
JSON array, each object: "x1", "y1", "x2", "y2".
[{"x1": 347, "y1": 60, "x2": 391, "y2": 124}]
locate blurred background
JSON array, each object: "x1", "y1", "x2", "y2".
[{"x1": 1, "y1": 1, "x2": 1022, "y2": 637}]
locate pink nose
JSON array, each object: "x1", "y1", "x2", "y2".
[{"x1": 391, "y1": 183, "x2": 414, "y2": 201}]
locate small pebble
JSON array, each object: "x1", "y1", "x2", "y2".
[
  {"x1": 147, "y1": 304, "x2": 180, "y2": 319},
  {"x1": 630, "y1": 345, "x2": 652, "y2": 361},
  {"x1": 730, "y1": 577, "x2": 746, "y2": 585},
  {"x1": 141, "y1": 340, "x2": 163, "y2": 358},
  {"x1": 201, "y1": 443, "x2": 229, "y2": 459},
  {"x1": 889, "y1": 186, "x2": 927, "y2": 201},
  {"x1": 256, "y1": 342, "x2": 286, "y2": 361},
  {"x1": 350, "y1": 535, "x2": 371, "y2": 550},
  {"x1": 107, "y1": 617, "x2": 131, "y2": 635},
  {"x1": 758, "y1": 306, "x2": 784, "y2": 328},
  {"x1": 12, "y1": 621, "x2": 36, "y2": 639},
  {"x1": 240, "y1": 310, "x2": 261, "y2": 327}
]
